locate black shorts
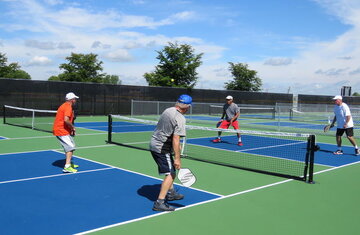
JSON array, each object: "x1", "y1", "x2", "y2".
[
  {"x1": 336, "y1": 128, "x2": 354, "y2": 137},
  {"x1": 150, "y1": 151, "x2": 175, "y2": 175}
]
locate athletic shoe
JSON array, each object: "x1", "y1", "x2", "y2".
[
  {"x1": 333, "y1": 150, "x2": 343, "y2": 155},
  {"x1": 63, "y1": 166, "x2": 78, "y2": 173},
  {"x1": 71, "y1": 163, "x2": 79, "y2": 168},
  {"x1": 212, "y1": 138, "x2": 221, "y2": 143},
  {"x1": 166, "y1": 190, "x2": 184, "y2": 201},
  {"x1": 238, "y1": 142, "x2": 243, "y2": 146},
  {"x1": 152, "y1": 201, "x2": 175, "y2": 211},
  {"x1": 355, "y1": 149, "x2": 360, "y2": 156}
]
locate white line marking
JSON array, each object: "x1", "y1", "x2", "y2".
[
  {"x1": 0, "y1": 132, "x2": 106, "y2": 140},
  {"x1": 0, "y1": 144, "x2": 115, "y2": 156},
  {"x1": 76, "y1": 158, "x2": 360, "y2": 235},
  {"x1": 0, "y1": 167, "x2": 113, "y2": 184},
  {"x1": 235, "y1": 141, "x2": 305, "y2": 152}
]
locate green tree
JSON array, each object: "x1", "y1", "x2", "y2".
[
  {"x1": 0, "y1": 52, "x2": 31, "y2": 79},
  {"x1": 48, "y1": 75, "x2": 60, "y2": 81},
  {"x1": 102, "y1": 74, "x2": 121, "y2": 85},
  {"x1": 352, "y1": 92, "x2": 360, "y2": 96},
  {"x1": 225, "y1": 62, "x2": 262, "y2": 91},
  {"x1": 144, "y1": 42, "x2": 203, "y2": 88},
  {"x1": 48, "y1": 53, "x2": 121, "y2": 84},
  {"x1": 57, "y1": 53, "x2": 105, "y2": 83}
]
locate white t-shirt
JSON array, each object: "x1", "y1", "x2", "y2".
[{"x1": 334, "y1": 102, "x2": 354, "y2": 128}]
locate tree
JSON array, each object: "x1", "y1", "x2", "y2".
[
  {"x1": 48, "y1": 53, "x2": 121, "y2": 84},
  {"x1": 102, "y1": 74, "x2": 121, "y2": 85},
  {"x1": 144, "y1": 42, "x2": 203, "y2": 88},
  {"x1": 57, "y1": 53, "x2": 105, "y2": 83},
  {"x1": 0, "y1": 52, "x2": 31, "y2": 79},
  {"x1": 225, "y1": 62, "x2": 262, "y2": 91},
  {"x1": 352, "y1": 92, "x2": 360, "y2": 96}
]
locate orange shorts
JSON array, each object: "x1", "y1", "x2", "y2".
[{"x1": 219, "y1": 120, "x2": 239, "y2": 129}]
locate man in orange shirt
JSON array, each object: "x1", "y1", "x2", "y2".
[{"x1": 53, "y1": 92, "x2": 79, "y2": 173}]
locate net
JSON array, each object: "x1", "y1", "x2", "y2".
[
  {"x1": 209, "y1": 105, "x2": 276, "y2": 119},
  {"x1": 289, "y1": 108, "x2": 332, "y2": 124},
  {"x1": 3, "y1": 105, "x2": 56, "y2": 133},
  {"x1": 108, "y1": 115, "x2": 315, "y2": 182}
]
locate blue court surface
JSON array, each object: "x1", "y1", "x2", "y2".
[
  {"x1": 0, "y1": 150, "x2": 220, "y2": 235},
  {"x1": 187, "y1": 135, "x2": 360, "y2": 168}
]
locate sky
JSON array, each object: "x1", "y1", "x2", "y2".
[{"x1": 1, "y1": 0, "x2": 360, "y2": 96}]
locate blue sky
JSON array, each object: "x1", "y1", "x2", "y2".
[{"x1": 1, "y1": 0, "x2": 360, "y2": 95}]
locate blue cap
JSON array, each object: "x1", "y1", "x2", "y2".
[{"x1": 178, "y1": 94, "x2": 192, "y2": 105}]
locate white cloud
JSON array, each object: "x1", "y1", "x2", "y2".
[
  {"x1": 315, "y1": 68, "x2": 349, "y2": 76},
  {"x1": 103, "y1": 49, "x2": 133, "y2": 62},
  {"x1": 25, "y1": 40, "x2": 56, "y2": 50},
  {"x1": 91, "y1": 41, "x2": 111, "y2": 49},
  {"x1": 27, "y1": 56, "x2": 52, "y2": 66},
  {"x1": 264, "y1": 57, "x2": 293, "y2": 66},
  {"x1": 57, "y1": 42, "x2": 75, "y2": 49},
  {"x1": 44, "y1": 0, "x2": 63, "y2": 5}
]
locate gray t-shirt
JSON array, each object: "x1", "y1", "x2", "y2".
[
  {"x1": 150, "y1": 107, "x2": 186, "y2": 153},
  {"x1": 223, "y1": 102, "x2": 240, "y2": 121}
]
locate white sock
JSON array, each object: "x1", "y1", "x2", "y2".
[
  {"x1": 355, "y1": 145, "x2": 358, "y2": 149},
  {"x1": 238, "y1": 137, "x2": 242, "y2": 142},
  {"x1": 65, "y1": 164, "x2": 71, "y2": 168}
]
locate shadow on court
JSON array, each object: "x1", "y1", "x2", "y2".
[
  {"x1": 137, "y1": 184, "x2": 186, "y2": 207},
  {"x1": 52, "y1": 159, "x2": 65, "y2": 168}
]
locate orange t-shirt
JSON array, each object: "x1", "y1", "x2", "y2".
[{"x1": 53, "y1": 102, "x2": 74, "y2": 136}]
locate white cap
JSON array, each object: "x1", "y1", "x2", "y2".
[
  {"x1": 65, "y1": 92, "x2": 79, "y2": 100},
  {"x1": 332, "y1": 95, "x2": 342, "y2": 100},
  {"x1": 226, "y1": 95, "x2": 233, "y2": 100}
]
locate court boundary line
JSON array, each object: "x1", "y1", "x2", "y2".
[
  {"x1": 0, "y1": 167, "x2": 113, "y2": 184},
  {"x1": 76, "y1": 159, "x2": 360, "y2": 235},
  {"x1": 51, "y1": 150, "x2": 222, "y2": 197},
  {"x1": 0, "y1": 132, "x2": 106, "y2": 141}
]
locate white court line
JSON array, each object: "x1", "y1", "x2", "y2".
[
  {"x1": 0, "y1": 144, "x2": 115, "y2": 156},
  {"x1": 0, "y1": 167, "x2": 113, "y2": 185},
  {"x1": 76, "y1": 159, "x2": 360, "y2": 235},
  {"x1": 0, "y1": 132, "x2": 106, "y2": 141},
  {"x1": 235, "y1": 141, "x2": 305, "y2": 152},
  {"x1": 51, "y1": 149, "x2": 222, "y2": 197}
]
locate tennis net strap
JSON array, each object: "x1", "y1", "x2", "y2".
[
  {"x1": 3, "y1": 105, "x2": 57, "y2": 133},
  {"x1": 108, "y1": 115, "x2": 316, "y2": 182}
]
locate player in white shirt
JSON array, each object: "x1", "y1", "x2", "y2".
[{"x1": 330, "y1": 95, "x2": 359, "y2": 155}]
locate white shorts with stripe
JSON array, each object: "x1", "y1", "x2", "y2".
[{"x1": 56, "y1": 135, "x2": 76, "y2": 152}]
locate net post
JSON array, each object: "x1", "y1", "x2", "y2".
[
  {"x1": 3, "y1": 105, "x2": 5, "y2": 124},
  {"x1": 307, "y1": 134, "x2": 316, "y2": 184},
  {"x1": 108, "y1": 114, "x2": 112, "y2": 143},
  {"x1": 32, "y1": 110, "x2": 35, "y2": 129},
  {"x1": 131, "y1": 99, "x2": 133, "y2": 117}
]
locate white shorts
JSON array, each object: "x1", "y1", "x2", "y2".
[{"x1": 56, "y1": 135, "x2": 76, "y2": 152}]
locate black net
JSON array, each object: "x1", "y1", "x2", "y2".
[
  {"x1": 108, "y1": 115, "x2": 315, "y2": 181},
  {"x1": 3, "y1": 105, "x2": 56, "y2": 133}
]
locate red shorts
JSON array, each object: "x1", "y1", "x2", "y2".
[{"x1": 219, "y1": 120, "x2": 239, "y2": 129}]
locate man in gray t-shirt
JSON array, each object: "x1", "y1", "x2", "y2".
[
  {"x1": 150, "y1": 94, "x2": 192, "y2": 212},
  {"x1": 212, "y1": 95, "x2": 242, "y2": 146}
]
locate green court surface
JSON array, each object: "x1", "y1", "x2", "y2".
[{"x1": 1, "y1": 116, "x2": 359, "y2": 235}]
